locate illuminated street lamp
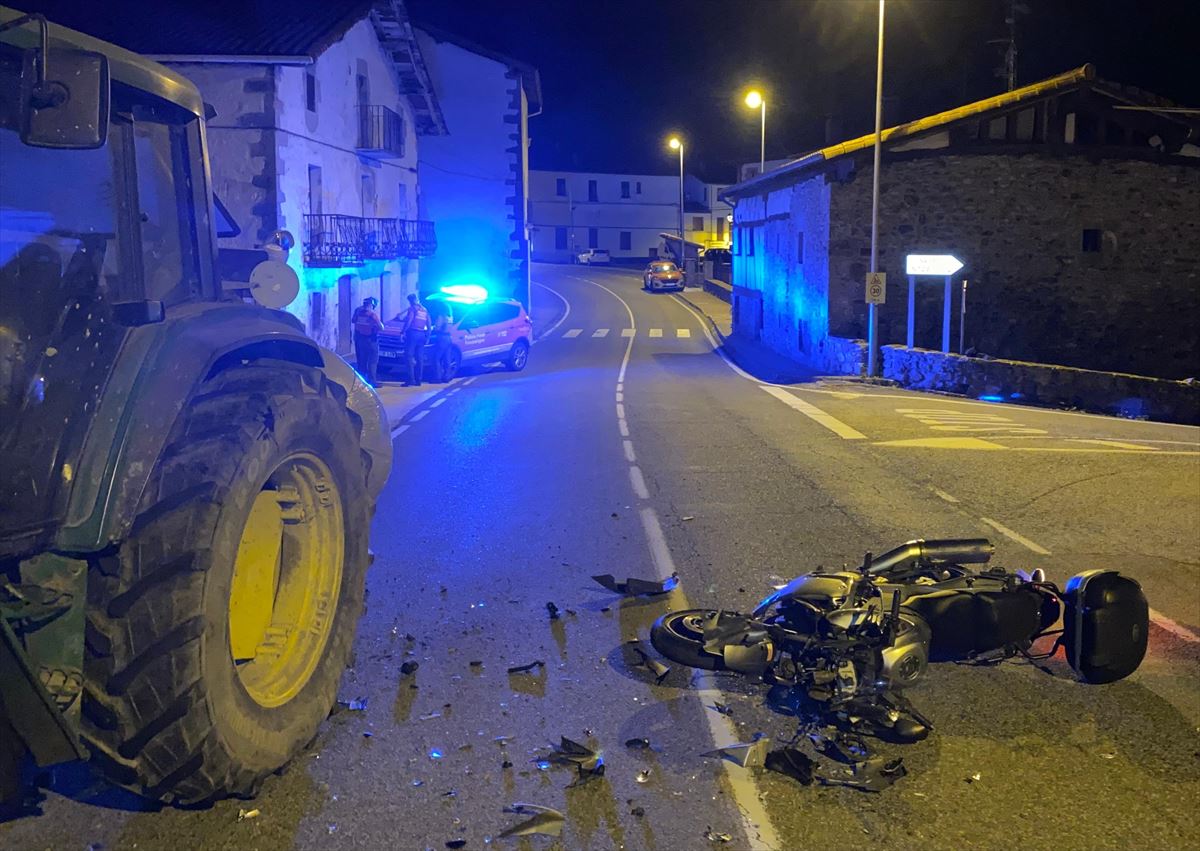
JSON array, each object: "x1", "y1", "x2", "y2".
[
  {"x1": 668, "y1": 136, "x2": 684, "y2": 265},
  {"x1": 867, "y1": 0, "x2": 886, "y2": 377},
  {"x1": 744, "y1": 89, "x2": 765, "y2": 174}
]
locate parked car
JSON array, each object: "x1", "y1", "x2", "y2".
[
  {"x1": 643, "y1": 261, "x2": 685, "y2": 292},
  {"x1": 379, "y1": 293, "x2": 532, "y2": 380},
  {"x1": 577, "y1": 248, "x2": 611, "y2": 265}
]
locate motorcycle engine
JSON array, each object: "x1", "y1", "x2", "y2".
[{"x1": 878, "y1": 614, "x2": 930, "y2": 688}]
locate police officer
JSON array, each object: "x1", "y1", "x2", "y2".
[
  {"x1": 351, "y1": 296, "x2": 384, "y2": 387},
  {"x1": 400, "y1": 292, "x2": 431, "y2": 386},
  {"x1": 431, "y1": 303, "x2": 455, "y2": 383}
]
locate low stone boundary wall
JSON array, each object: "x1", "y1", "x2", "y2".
[
  {"x1": 702, "y1": 278, "x2": 733, "y2": 303},
  {"x1": 882, "y1": 345, "x2": 1200, "y2": 424},
  {"x1": 816, "y1": 336, "x2": 867, "y2": 376}
]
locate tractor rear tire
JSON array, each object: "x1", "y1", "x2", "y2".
[{"x1": 81, "y1": 362, "x2": 372, "y2": 803}]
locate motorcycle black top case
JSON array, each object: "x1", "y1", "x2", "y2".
[{"x1": 1063, "y1": 570, "x2": 1148, "y2": 684}]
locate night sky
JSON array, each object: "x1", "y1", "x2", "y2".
[{"x1": 408, "y1": 0, "x2": 1199, "y2": 181}]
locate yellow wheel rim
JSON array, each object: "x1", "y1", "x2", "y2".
[{"x1": 228, "y1": 452, "x2": 344, "y2": 708}]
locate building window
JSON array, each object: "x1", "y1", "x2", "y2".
[
  {"x1": 716, "y1": 217, "x2": 725, "y2": 240},
  {"x1": 620, "y1": 181, "x2": 630, "y2": 198},
  {"x1": 308, "y1": 164, "x2": 323, "y2": 215},
  {"x1": 305, "y1": 69, "x2": 316, "y2": 113},
  {"x1": 796, "y1": 231, "x2": 804, "y2": 262},
  {"x1": 620, "y1": 231, "x2": 631, "y2": 251},
  {"x1": 555, "y1": 177, "x2": 566, "y2": 196},
  {"x1": 310, "y1": 290, "x2": 326, "y2": 332},
  {"x1": 555, "y1": 226, "x2": 568, "y2": 249},
  {"x1": 587, "y1": 179, "x2": 598, "y2": 202},
  {"x1": 747, "y1": 227, "x2": 756, "y2": 256},
  {"x1": 692, "y1": 216, "x2": 704, "y2": 233},
  {"x1": 588, "y1": 227, "x2": 598, "y2": 248},
  {"x1": 1081, "y1": 228, "x2": 1102, "y2": 252},
  {"x1": 636, "y1": 181, "x2": 642, "y2": 194}
]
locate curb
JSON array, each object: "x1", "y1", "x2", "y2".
[{"x1": 675, "y1": 289, "x2": 731, "y2": 345}]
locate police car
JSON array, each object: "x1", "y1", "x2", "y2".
[{"x1": 378, "y1": 286, "x2": 532, "y2": 380}]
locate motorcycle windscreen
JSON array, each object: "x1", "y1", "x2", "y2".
[{"x1": 1063, "y1": 570, "x2": 1148, "y2": 684}]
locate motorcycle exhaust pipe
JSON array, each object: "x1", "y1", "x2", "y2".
[{"x1": 869, "y1": 538, "x2": 994, "y2": 575}]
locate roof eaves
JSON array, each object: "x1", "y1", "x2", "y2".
[{"x1": 723, "y1": 63, "x2": 1096, "y2": 201}]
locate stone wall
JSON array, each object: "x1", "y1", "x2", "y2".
[
  {"x1": 827, "y1": 153, "x2": 1200, "y2": 380},
  {"x1": 883, "y1": 345, "x2": 1200, "y2": 424},
  {"x1": 815, "y1": 336, "x2": 867, "y2": 376}
]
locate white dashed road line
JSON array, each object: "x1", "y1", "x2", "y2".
[
  {"x1": 622, "y1": 439, "x2": 636, "y2": 463},
  {"x1": 563, "y1": 328, "x2": 583, "y2": 338},
  {"x1": 933, "y1": 488, "x2": 960, "y2": 504},
  {"x1": 677, "y1": 328, "x2": 691, "y2": 338},
  {"x1": 392, "y1": 424, "x2": 409, "y2": 436},
  {"x1": 593, "y1": 328, "x2": 610, "y2": 337},
  {"x1": 629, "y1": 465, "x2": 650, "y2": 499},
  {"x1": 621, "y1": 328, "x2": 635, "y2": 337},
  {"x1": 649, "y1": 328, "x2": 663, "y2": 338},
  {"x1": 979, "y1": 517, "x2": 1052, "y2": 555}
]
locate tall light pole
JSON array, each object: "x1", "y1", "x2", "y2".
[
  {"x1": 744, "y1": 90, "x2": 765, "y2": 174},
  {"x1": 867, "y1": 0, "x2": 886, "y2": 377},
  {"x1": 668, "y1": 136, "x2": 684, "y2": 265}
]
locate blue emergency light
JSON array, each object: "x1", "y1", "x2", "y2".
[{"x1": 439, "y1": 283, "x2": 489, "y2": 304}]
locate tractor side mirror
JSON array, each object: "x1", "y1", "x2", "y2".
[{"x1": 20, "y1": 47, "x2": 110, "y2": 149}]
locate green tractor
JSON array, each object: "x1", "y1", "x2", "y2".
[{"x1": 0, "y1": 9, "x2": 392, "y2": 806}]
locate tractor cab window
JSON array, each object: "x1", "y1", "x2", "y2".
[{"x1": 130, "y1": 102, "x2": 201, "y2": 303}]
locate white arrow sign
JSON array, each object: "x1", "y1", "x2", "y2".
[{"x1": 905, "y1": 254, "x2": 964, "y2": 276}]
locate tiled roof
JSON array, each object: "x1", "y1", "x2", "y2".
[{"x1": 14, "y1": 0, "x2": 373, "y2": 57}]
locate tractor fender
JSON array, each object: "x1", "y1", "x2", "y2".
[{"x1": 56, "y1": 302, "x2": 391, "y2": 552}]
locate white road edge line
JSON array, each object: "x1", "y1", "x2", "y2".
[
  {"x1": 637, "y1": 507, "x2": 780, "y2": 851},
  {"x1": 616, "y1": 392, "x2": 624, "y2": 402},
  {"x1": 760, "y1": 385, "x2": 867, "y2": 440},
  {"x1": 1148, "y1": 608, "x2": 1200, "y2": 643},
  {"x1": 531, "y1": 280, "x2": 571, "y2": 342},
  {"x1": 409, "y1": 409, "x2": 430, "y2": 423},
  {"x1": 616, "y1": 402, "x2": 626, "y2": 419},
  {"x1": 568, "y1": 275, "x2": 636, "y2": 384},
  {"x1": 979, "y1": 517, "x2": 1051, "y2": 555},
  {"x1": 430, "y1": 398, "x2": 446, "y2": 408},
  {"x1": 933, "y1": 488, "x2": 960, "y2": 504},
  {"x1": 629, "y1": 465, "x2": 650, "y2": 500},
  {"x1": 390, "y1": 424, "x2": 409, "y2": 436},
  {"x1": 622, "y1": 439, "x2": 636, "y2": 463},
  {"x1": 618, "y1": 419, "x2": 630, "y2": 437},
  {"x1": 669, "y1": 294, "x2": 788, "y2": 385}
]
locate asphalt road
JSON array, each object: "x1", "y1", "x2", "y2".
[{"x1": 3, "y1": 263, "x2": 1198, "y2": 850}]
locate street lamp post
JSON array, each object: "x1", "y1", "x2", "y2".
[
  {"x1": 668, "y1": 136, "x2": 684, "y2": 265},
  {"x1": 744, "y1": 90, "x2": 765, "y2": 174},
  {"x1": 867, "y1": 0, "x2": 886, "y2": 377}
]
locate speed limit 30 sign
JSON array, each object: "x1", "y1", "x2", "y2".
[{"x1": 865, "y1": 272, "x2": 886, "y2": 305}]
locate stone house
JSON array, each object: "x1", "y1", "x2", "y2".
[
  {"x1": 413, "y1": 28, "x2": 542, "y2": 307},
  {"x1": 722, "y1": 65, "x2": 1200, "y2": 380}
]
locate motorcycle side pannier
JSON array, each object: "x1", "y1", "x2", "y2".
[{"x1": 1063, "y1": 570, "x2": 1148, "y2": 684}]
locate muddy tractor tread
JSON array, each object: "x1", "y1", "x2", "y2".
[{"x1": 80, "y1": 362, "x2": 371, "y2": 803}]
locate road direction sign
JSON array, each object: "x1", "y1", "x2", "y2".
[
  {"x1": 905, "y1": 254, "x2": 964, "y2": 276},
  {"x1": 865, "y1": 272, "x2": 886, "y2": 304}
]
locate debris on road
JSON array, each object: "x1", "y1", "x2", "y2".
[
  {"x1": 547, "y1": 602, "x2": 561, "y2": 620},
  {"x1": 624, "y1": 737, "x2": 651, "y2": 750},
  {"x1": 966, "y1": 772, "x2": 982, "y2": 783},
  {"x1": 631, "y1": 806, "x2": 646, "y2": 818},
  {"x1": 764, "y1": 747, "x2": 815, "y2": 785},
  {"x1": 499, "y1": 803, "x2": 566, "y2": 839},
  {"x1": 635, "y1": 769, "x2": 651, "y2": 784},
  {"x1": 506, "y1": 660, "x2": 545, "y2": 674},
  {"x1": 336, "y1": 697, "x2": 368, "y2": 712},
  {"x1": 237, "y1": 808, "x2": 260, "y2": 822},
  {"x1": 400, "y1": 661, "x2": 419, "y2": 676},
  {"x1": 701, "y1": 736, "x2": 768, "y2": 769},
  {"x1": 681, "y1": 516, "x2": 695, "y2": 522},
  {"x1": 704, "y1": 827, "x2": 734, "y2": 843},
  {"x1": 816, "y1": 756, "x2": 907, "y2": 792},
  {"x1": 445, "y1": 840, "x2": 467, "y2": 849},
  {"x1": 711, "y1": 702, "x2": 733, "y2": 716},
  {"x1": 592, "y1": 572, "x2": 679, "y2": 596},
  {"x1": 625, "y1": 641, "x2": 671, "y2": 683}
]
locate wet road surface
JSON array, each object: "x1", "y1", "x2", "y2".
[{"x1": 3, "y1": 263, "x2": 1198, "y2": 850}]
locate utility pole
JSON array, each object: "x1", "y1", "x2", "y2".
[{"x1": 867, "y1": 0, "x2": 885, "y2": 377}]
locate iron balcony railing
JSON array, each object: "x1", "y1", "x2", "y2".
[
  {"x1": 357, "y1": 104, "x2": 406, "y2": 158},
  {"x1": 362, "y1": 217, "x2": 438, "y2": 259},
  {"x1": 304, "y1": 215, "x2": 437, "y2": 266},
  {"x1": 303, "y1": 214, "x2": 365, "y2": 267}
]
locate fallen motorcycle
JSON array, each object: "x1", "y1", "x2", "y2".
[{"x1": 651, "y1": 538, "x2": 1148, "y2": 746}]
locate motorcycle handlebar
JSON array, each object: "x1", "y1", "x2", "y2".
[{"x1": 868, "y1": 538, "x2": 994, "y2": 574}]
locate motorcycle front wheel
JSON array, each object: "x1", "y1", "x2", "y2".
[{"x1": 650, "y1": 610, "x2": 727, "y2": 670}]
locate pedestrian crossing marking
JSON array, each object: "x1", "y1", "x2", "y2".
[
  {"x1": 563, "y1": 328, "x2": 583, "y2": 338},
  {"x1": 677, "y1": 328, "x2": 691, "y2": 338},
  {"x1": 621, "y1": 328, "x2": 635, "y2": 337},
  {"x1": 649, "y1": 328, "x2": 663, "y2": 338},
  {"x1": 593, "y1": 328, "x2": 610, "y2": 338}
]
